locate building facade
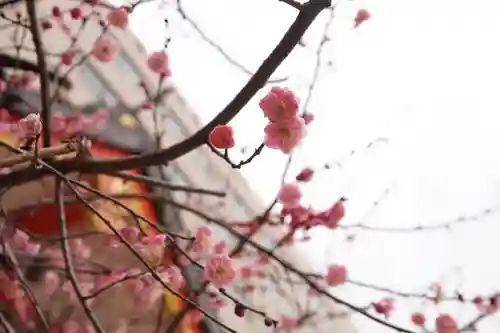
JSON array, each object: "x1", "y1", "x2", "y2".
[{"x1": 0, "y1": 1, "x2": 358, "y2": 333}]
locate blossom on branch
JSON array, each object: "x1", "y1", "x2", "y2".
[
  {"x1": 92, "y1": 37, "x2": 119, "y2": 63},
  {"x1": 204, "y1": 254, "x2": 236, "y2": 288},
  {"x1": 17, "y1": 113, "x2": 42, "y2": 139}
]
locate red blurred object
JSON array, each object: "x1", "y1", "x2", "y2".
[{"x1": 16, "y1": 200, "x2": 88, "y2": 235}]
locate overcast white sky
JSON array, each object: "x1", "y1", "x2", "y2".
[{"x1": 118, "y1": 0, "x2": 500, "y2": 332}]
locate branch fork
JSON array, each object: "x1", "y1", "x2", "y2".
[{"x1": 0, "y1": 137, "x2": 91, "y2": 169}]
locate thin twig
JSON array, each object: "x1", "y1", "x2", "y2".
[
  {"x1": 2, "y1": 242, "x2": 50, "y2": 332},
  {"x1": 0, "y1": 142, "x2": 80, "y2": 169},
  {"x1": 26, "y1": 0, "x2": 52, "y2": 147},
  {"x1": 176, "y1": 0, "x2": 288, "y2": 84},
  {"x1": 109, "y1": 171, "x2": 226, "y2": 197},
  {"x1": 55, "y1": 179, "x2": 105, "y2": 333}
]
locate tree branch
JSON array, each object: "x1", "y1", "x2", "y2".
[
  {"x1": 26, "y1": 0, "x2": 52, "y2": 147},
  {"x1": 0, "y1": 0, "x2": 332, "y2": 187}
]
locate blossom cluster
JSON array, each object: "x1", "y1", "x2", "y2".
[
  {"x1": 209, "y1": 87, "x2": 313, "y2": 154},
  {"x1": 277, "y1": 178, "x2": 346, "y2": 230},
  {"x1": 0, "y1": 226, "x2": 238, "y2": 330},
  {"x1": 42, "y1": 4, "x2": 170, "y2": 78},
  {"x1": 259, "y1": 87, "x2": 307, "y2": 153}
]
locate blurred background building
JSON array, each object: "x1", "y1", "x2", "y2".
[{"x1": 0, "y1": 1, "x2": 357, "y2": 333}]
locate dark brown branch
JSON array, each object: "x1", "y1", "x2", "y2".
[
  {"x1": 207, "y1": 142, "x2": 265, "y2": 169},
  {"x1": 0, "y1": 142, "x2": 80, "y2": 169},
  {"x1": 0, "y1": 0, "x2": 332, "y2": 187},
  {"x1": 26, "y1": 0, "x2": 53, "y2": 147},
  {"x1": 279, "y1": 0, "x2": 302, "y2": 10},
  {"x1": 108, "y1": 171, "x2": 226, "y2": 197}
]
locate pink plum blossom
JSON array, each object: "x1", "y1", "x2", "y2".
[
  {"x1": 325, "y1": 264, "x2": 347, "y2": 286},
  {"x1": 436, "y1": 314, "x2": 458, "y2": 333},
  {"x1": 92, "y1": 37, "x2": 118, "y2": 63},
  {"x1": 191, "y1": 226, "x2": 213, "y2": 260},
  {"x1": 264, "y1": 117, "x2": 306, "y2": 153},
  {"x1": 107, "y1": 7, "x2": 129, "y2": 29},
  {"x1": 259, "y1": 87, "x2": 300, "y2": 122},
  {"x1": 17, "y1": 113, "x2": 42, "y2": 139},
  {"x1": 204, "y1": 254, "x2": 236, "y2": 288},
  {"x1": 277, "y1": 183, "x2": 301, "y2": 209},
  {"x1": 147, "y1": 51, "x2": 171, "y2": 76}
]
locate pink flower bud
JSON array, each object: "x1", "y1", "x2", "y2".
[
  {"x1": 17, "y1": 113, "x2": 42, "y2": 139},
  {"x1": 209, "y1": 125, "x2": 235, "y2": 149}
]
